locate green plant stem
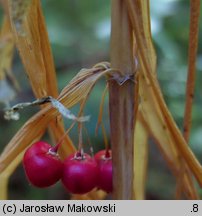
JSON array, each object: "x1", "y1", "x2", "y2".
[{"x1": 109, "y1": 0, "x2": 136, "y2": 199}]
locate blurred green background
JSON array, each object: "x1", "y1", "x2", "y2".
[{"x1": 0, "y1": 0, "x2": 202, "y2": 199}]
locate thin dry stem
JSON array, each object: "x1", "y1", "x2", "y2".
[
  {"x1": 183, "y1": 0, "x2": 200, "y2": 143},
  {"x1": 176, "y1": 0, "x2": 200, "y2": 199}
]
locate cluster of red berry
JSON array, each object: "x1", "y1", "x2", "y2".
[{"x1": 23, "y1": 141, "x2": 112, "y2": 194}]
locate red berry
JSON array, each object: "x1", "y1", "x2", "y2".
[
  {"x1": 94, "y1": 149, "x2": 111, "y2": 162},
  {"x1": 62, "y1": 152, "x2": 98, "y2": 194},
  {"x1": 95, "y1": 150, "x2": 113, "y2": 193},
  {"x1": 23, "y1": 141, "x2": 63, "y2": 188}
]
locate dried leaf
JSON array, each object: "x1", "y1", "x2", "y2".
[
  {"x1": 139, "y1": 69, "x2": 200, "y2": 197},
  {"x1": 126, "y1": 0, "x2": 202, "y2": 193},
  {"x1": 7, "y1": 0, "x2": 74, "y2": 170},
  {"x1": 9, "y1": 0, "x2": 32, "y2": 36},
  {"x1": 0, "y1": 66, "x2": 108, "y2": 200},
  {"x1": 126, "y1": 0, "x2": 156, "y2": 74},
  {"x1": 133, "y1": 113, "x2": 148, "y2": 200},
  {"x1": 0, "y1": 151, "x2": 24, "y2": 199},
  {"x1": 8, "y1": 0, "x2": 57, "y2": 98},
  {"x1": 0, "y1": 66, "x2": 108, "y2": 172},
  {"x1": 4, "y1": 5, "x2": 108, "y2": 200},
  {"x1": 4, "y1": 96, "x2": 90, "y2": 122}
]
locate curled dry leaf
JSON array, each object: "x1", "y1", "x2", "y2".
[
  {"x1": 0, "y1": 65, "x2": 109, "y2": 201},
  {"x1": 4, "y1": 96, "x2": 90, "y2": 122},
  {"x1": 0, "y1": 66, "x2": 109, "y2": 173}
]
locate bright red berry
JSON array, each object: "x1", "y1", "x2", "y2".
[
  {"x1": 23, "y1": 141, "x2": 63, "y2": 188},
  {"x1": 95, "y1": 149, "x2": 113, "y2": 193},
  {"x1": 62, "y1": 152, "x2": 98, "y2": 194}
]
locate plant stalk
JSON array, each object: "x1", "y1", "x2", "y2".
[
  {"x1": 109, "y1": 0, "x2": 136, "y2": 199},
  {"x1": 176, "y1": 0, "x2": 200, "y2": 199},
  {"x1": 183, "y1": 0, "x2": 200, "y2": 142}
]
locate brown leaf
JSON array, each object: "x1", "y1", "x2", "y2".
[
  {"x1": 8, "y1": 0, "x2": 57, "y2": 97},
  {"x1": 7, "y1": 0, "x2": 74, "y2": 162}
]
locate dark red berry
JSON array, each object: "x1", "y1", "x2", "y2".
[
  {"x1": 23, "y1": 141, "x2": 63, "y2": 188},
  {"x1": 95, "y1": 149, "x2": 113, "y2": 193},
  {"x1": 62, "y1": 152, "x2": 98, "y2": 194}
]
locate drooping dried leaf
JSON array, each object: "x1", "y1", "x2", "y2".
[
  {"x1": 7, "y1": 0, "x2": 74, "y2": 164},
  {"x1": 0, "y1": 66, "x2": 108, "y2": 172},
  {"x1": 137, "y1": 18, "x2": 202, "y2": 188},
  {"x1": 126, "y1": 0, "x2": 201, "y2": 196},
  {"x1": 3, "y1": 4, "x2": 107, "y2": 191},
  {"x1": 0, "y1": 66, "x2": 108, "y2": 200},
  {"x1": 138, "y1": 101, "x2": 198, "y2": 198},
  {"x1": 139, "y1": 40, "x2": 199, "y2": 196}
]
